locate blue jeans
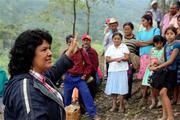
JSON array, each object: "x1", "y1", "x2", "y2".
[{"x1": 64, "y1": 73, "x2": 96, "y2": 117}]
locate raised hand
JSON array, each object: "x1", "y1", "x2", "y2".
[{"x1": 65, "y1": 33, "x2": 78, "y2": 57}]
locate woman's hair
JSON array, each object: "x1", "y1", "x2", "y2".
[
  {"x1": 123, "y1": 22, "x2": 134, "y2": 30},
  {"x1": 164, "y1": 26, "x2": 177, "y2": 35},
  {"x1": 9, "y1": 29, "x2": 52, "y2": 77},
  {"x1": 153, "y1": 35, "x2": 166, "y2": 45},
  {"x1": 145, "y1": 10, "x2": 153, "y2": 17},
  {"x1": 112, "y1": 32, "x2": 123, "y2": 40},
  {"x1": 142, "y1": 14, "x2": 153, "y2": 27}
]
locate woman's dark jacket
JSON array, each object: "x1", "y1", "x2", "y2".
[{"x1": 3, "y1": 54, "x2": 74, "y2": 120}]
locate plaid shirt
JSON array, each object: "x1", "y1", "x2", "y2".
[{"x1": 29, "y1": 70, "x2": 63, "y2": 101}]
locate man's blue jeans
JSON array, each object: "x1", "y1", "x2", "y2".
[{"x1": 64, "y1": 73, "x2": 96, "y2": 117}]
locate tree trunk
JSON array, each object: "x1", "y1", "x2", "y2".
[
  {"x1": 161, "y1": 0, "x2": 166, "y2": 13},
  {"x1": 73, "y1": 0, "x2": 76, "y2": 35},
  {"x1": 85, "y1": 0, "x2": 90, "y2": 34}
]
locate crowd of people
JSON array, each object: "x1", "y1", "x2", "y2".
[
  {"x1": 103, "y1": 1, "x2": 180, "y2": 120},
  {"x1": 0, "y1": 0, "x2": 180, "y2": 120}
]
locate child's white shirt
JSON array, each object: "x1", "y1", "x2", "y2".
[{"x1": 105, "y1": 43, "x2": 130, "y2": 72}]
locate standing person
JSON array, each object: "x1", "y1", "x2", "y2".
[
  {"x1": 142, "y1": 35, "x2": 165, "y2": 109},
  {"x1": 3, "y1": 29, "x2": 77, "y2": 120},
  {"x1": 175, "y1": 15, "x2": 180, "y2": 105},
  {"x1": 123, "y1": 22, "x2": 139, "y2": 99},
  {"x1": 103, "y1": 18, "x2": 121, "y2": 52},
  {"x1": 138, "y1": 10, "x2": 158, "y2": 32},
  {"x1": 105, "y1": 32, "x2": 129, "y2": 113},
  {"x1": 136, "y1": 14, "x2": 160, "y2": 103},
  {"x1": 151, "y1": 26, "x2": 180, "y2": 120},
  {"x1": 103, "y1": 18, "x2": 122, "y2": 78},
  {"x1": 64, "y1": 34, "x2": 100, "y2": 120},
  {"x1": 82, "y1": 34, "x2": 99, "y2": 96},
  {"x1": 176, "y1": 51, "x2": 180, "y2": 105},
  {"x1": 76, "y1": 34, "x2": 99, "y2": 115},
  {"x1": 160, "y1": 3, "x2": 179, "y2": 36},
  {"x1": 149, "y1": 0, "x2": 163, "y2": 28},
  {"x1": 0, "y1": 67, "x2": 8, "y2": 113}
]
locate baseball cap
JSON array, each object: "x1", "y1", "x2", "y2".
[
  {"x1": 81, "y1": 34, "x2": 91, "y2": 41},
  {"x1": 109, "y1": 18, "x2": 118, "y2": 24}
]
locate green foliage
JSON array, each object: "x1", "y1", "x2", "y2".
[
  {"x1": 91, "y1": 42, "x2": 103, "y2": 54},
  {"x1": 0, "y1": 49, "x2": 9, "y2": 72},
  {"x1": 0, "y1": 0, "x2": 151, "y2": 72}
]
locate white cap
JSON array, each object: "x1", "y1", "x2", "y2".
[
  {"x1": 151, "y1": 0, "x2": 158, "y2": 6},
  {"x1": 109, "y1": 18, "x2": 118, "y2": 24}
]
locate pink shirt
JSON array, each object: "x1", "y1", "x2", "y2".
[{"x1": 160, "y1": 13, "x2": 179, "y2": 36}]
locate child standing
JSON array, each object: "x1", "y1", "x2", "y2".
[
  {"x1": 142, "y1": 35, "x2": 165, "y2": 109},
  {"x1": 151, "y1": 27, "x2": 180, "y2": 120},
  {"x1": 105, "y1": 32, "x2": 129, "y2": 113}
]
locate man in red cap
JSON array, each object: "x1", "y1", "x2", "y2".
[
  {"x1": 64, "y1": 34, "x2": 101, "y2": 120},
  {"x1": 76, "y1": 34, "x2": 100, "y2": 116},
  {"x1": 81, "y1": 34, "x2": 99, "y2": 97}
]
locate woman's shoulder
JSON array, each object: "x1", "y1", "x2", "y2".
[
  {"x1": 151, "y1": 27, "x2": 160, "y2": 33},
  {"x1": 121, "y1": 43, "x2": 128, "y2": 48},
  {"x1": 173, "y1": 42, "x2": 180, "y2": 49}
]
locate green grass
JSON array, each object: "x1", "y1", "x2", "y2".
[{"x1": 91, "y1": 42, "x2": 103, "y2": 54}]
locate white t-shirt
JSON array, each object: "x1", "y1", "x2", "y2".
[{"x1": 105, "y1": 43, "x2": 129, "y2": 72}]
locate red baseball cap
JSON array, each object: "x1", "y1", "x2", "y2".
[{"x1": 81, "y1": 34, "x2": 91, "y2": 41}]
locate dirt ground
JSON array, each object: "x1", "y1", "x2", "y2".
[
  {"x1": 0, "y1": 81, "x2": 180, "y2": 120},
  {"x1": 81, "y1": 80, "x2": 180, "y2": 120},
  {"x1": 0, "y1": 77, "x2": 180, "y2": 120}
]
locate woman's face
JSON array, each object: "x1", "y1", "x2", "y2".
[
  {"x1": 32, "y1": 40, "x2": 52, "y2": 73},
  {"x1": 123, "y1": 25, "x2": 133, "y2": 36},
  {"x1": 141, "y1": 18, "x2": 150, "y2": 28},
  {"x1": 165, "y1": 29, "x2": 176, "y2": 43},
  {"x1": 113, "y1": 35, "x2": 121, "y2": 46}
]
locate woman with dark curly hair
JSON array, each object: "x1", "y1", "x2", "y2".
[{"x1": 3, "y1": 29, "x2": 77, "y2": 120}]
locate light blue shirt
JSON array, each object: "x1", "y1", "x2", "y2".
[{"x1": 136, "y1": 27, "x2": 160, "y2": 56}]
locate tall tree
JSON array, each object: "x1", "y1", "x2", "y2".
[
  {"x1": 85, "y1": 0, "x2": 90, "y2": 34},
  {"x1": 73, "y1": 0, "x2": 77, "y2": 35}
]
